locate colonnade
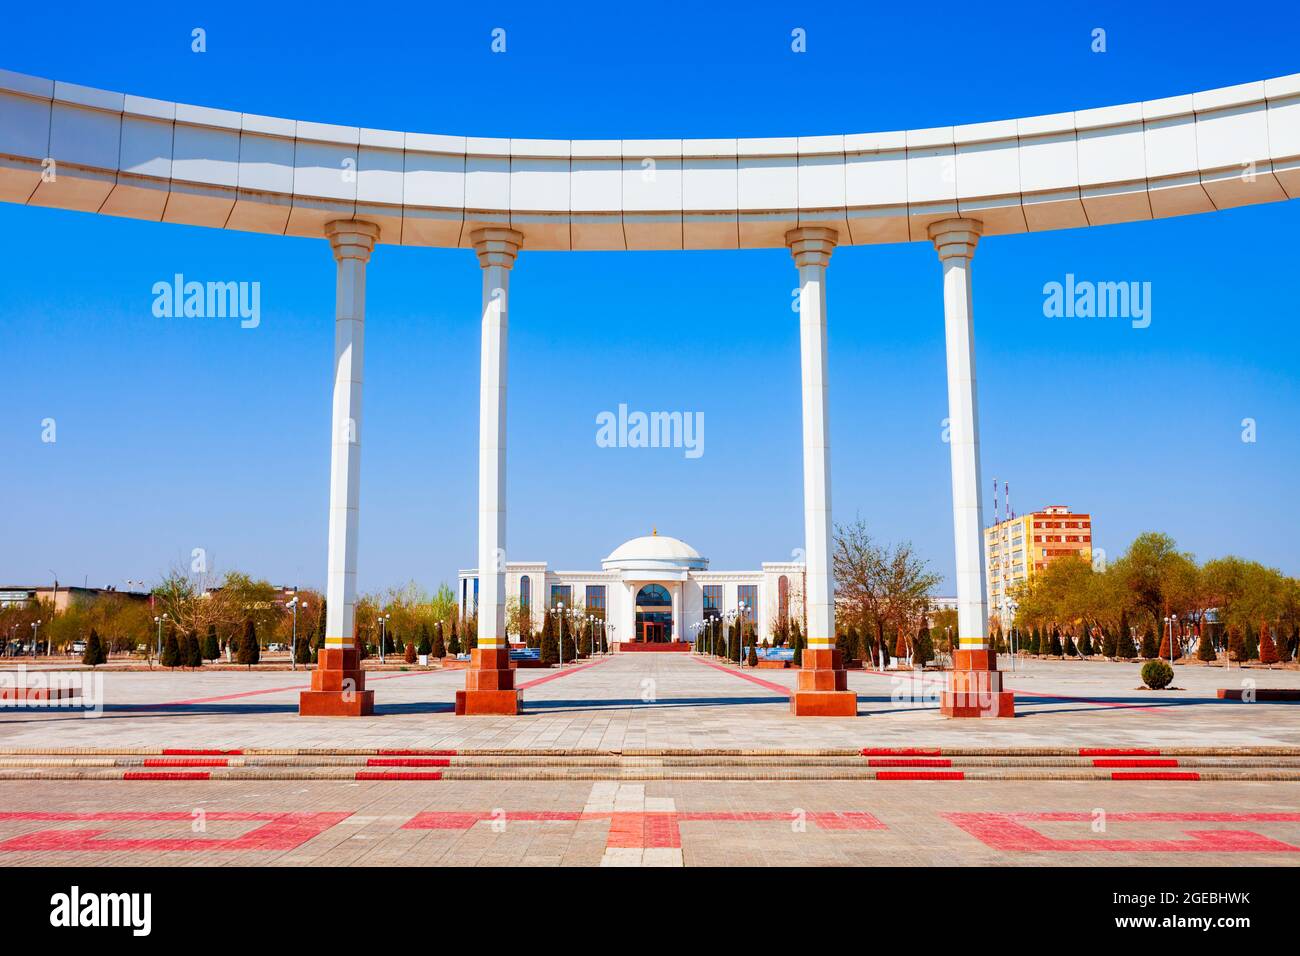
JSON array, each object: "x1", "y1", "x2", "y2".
[{"x1": 300, "y1": 218, "x2": 1013, "y2": 718}]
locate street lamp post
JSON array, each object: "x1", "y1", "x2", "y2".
[
  {"x1": 30, "y1": 620, "x2": 41, "y2": 658},
  {"x1": 286, "y1": 594, "x2": 308, "y2": 671},
  {"x1": 378, "y1": 613, "x2": 391, "y2": 664},
  {"x1": 153, "y1": 613, "x2": 168, "y2": 664},
  {"x1": 551, "y1": 603, "x2": 565, "y2": 667}
]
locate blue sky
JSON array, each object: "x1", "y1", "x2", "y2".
[{"x1": 2, "y1": 1, "x2": 1298, "y2": 594}]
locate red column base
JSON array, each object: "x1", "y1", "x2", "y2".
[
  {"x1": 791, "y1": 648, "x2": 858, "y2": 716},
  {"x1": 457, "y1": 647, "x2": 523, "y2": 715},
  {"x1": 942, "y1": 649, "x2": 1015, "y2": 718},
  {"x1": 298, "y1": 647, "x2": 374, "y2": 717}
]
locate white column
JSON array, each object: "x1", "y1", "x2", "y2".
[
  {"x1": 322, "y1": 221, "x2": 378, "y2": 649},
  {"x1": 472, "y1": 228, "x2": 523, "y2": 650},
  {"x1": 785, "y1": 227, "x2": 838, "y2": 651},
  {"x1": 671, "y1": 583, "x2": 681, "y2": 643},
  {"x1": 928, "y1": 219, "x2": 989, "y2": 652}
]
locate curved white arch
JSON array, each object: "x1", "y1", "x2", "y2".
[{"x1": 1, "y1": 67, "x2": 1297, "y2": 250}]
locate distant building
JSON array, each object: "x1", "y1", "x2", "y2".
[
  {"x1": 984, "y1": 504, "x2": 1093, "y2": 626},
  {"x1": 0, "y1": 584, "x2": 149, "y2": 612},
  {"x1": 460, "y1": 532, "x2": 804, "y2": 646}
]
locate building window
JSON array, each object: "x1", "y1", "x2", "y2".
[
  {"x1": 550, "y1": 584, "x2": 571, "y2": 608},
  {"x1": 778, "y1": 575, "x2": 789, "y2": 621},
  {"x1": 738, "y1": 584, "x2": 758, "y2": 617},
  {"x1": 472, "y1": 577, "x2": 478, "y2": 615},
  {"x1": 520, "y1": 575, "x2": 531, "y2": 611},
  {"x1": 586, "y1": 585, "x2": 606, "y2": 618},
  {"x1": 703, "y1": 585, "x2": 722, "y2": 619}
]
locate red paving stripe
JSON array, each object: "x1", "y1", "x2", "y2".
[
  {"x1": 690, "y1": 656, "x2": 792, "y2": 696},
  {"x1": 876, "y1": 770, "x2": 965, "y2": 780},
  {"x1": 1092, "y1": 758, "x2": 1179, "y2": 768},
  {"x1": 157, "y1": 668, "x2": 433, "y2": 706},
  {"x1": 0, "y1": 812, "x2": 351, "y2": 853},
  {"x1": 365, "y1": 758, "x2": 451, "y2": 767},
  {"x1": 354, "y1": 771, "x2": 443, "y2": 781},
  {"x1": 162, "y1": 749, "x2": 244, "y2": 756},
  {"x1": 868, "y1": 758, "x2": 953, "y2": 767},
  {"x1": 1111, "y1": 771, "x2": 1201, "y2": 781},
  {"x1": 143, "y1": 758, "x2": 231, "y2": 768},
  {"x1": 862, "y1": 747, "x2": 943, "y2": 756},
  {"x1": 516, "y1": 656, "x2": 611, "y2": 690},
  {"x1": 376, "y1": 749, "x2": 457, "y2": 756},
  {"x1": 1080, "y1": 748, "x2": 1162, "y2": 756},
  {"x1": 122, "y1": 771, "x2": 212, "y2": 781}
]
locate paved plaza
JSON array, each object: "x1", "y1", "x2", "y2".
[
  {"x1": 0, "y1": 777, "x2": 1297, "y2": 867},
  {"x1": 1, "y1": 653, "x2": 1298, "y2": 751}
]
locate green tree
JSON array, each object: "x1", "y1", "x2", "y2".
[
  {"x1": 1101, "y1": 627, "x2": 1117, "y2": 658},
  {"x1": 1048, "y1": 629, "x2": 1063, "y2": 657},
  {"x1": 1078, "y1": 628, "x2": 1093, "y2": 657},
  {"x1": 431, "y1": 624, "x2": 446, "y2": 659},
  {"x1": 1139, "y1": 628, "x2": 1158, "y2": 658},
  {"x1": 416, "y1": 624, "x2": 432, "y2": 657},
  {"x1": 203, "y1": 625, "x2": 220, "y2": 661},
  {"x1": 448, "y1": 618, "x2": 461, "y2": 656},
  {"x1": 1260, "y1": 622, "x2": 1279, "y2": 666}
]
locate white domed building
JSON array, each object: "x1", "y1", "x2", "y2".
[{"x1": 458, "y1": 531, "x2": 805, "y2": 649}]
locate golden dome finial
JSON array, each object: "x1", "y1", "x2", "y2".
[{"x1": 652, "y1": 527, "x2": 657, "y2": 536}]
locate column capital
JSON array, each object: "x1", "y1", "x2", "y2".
[
  {"x1": 785, "y1": 226, "x2": 838, "y2": 268},
  {"x1": 471, "y1": 227, "x2": 525, "y2": 269},
  {"x1": 927, "y1": 218, "x2": 983, "y2": 261},
  {"x1": 324, "y1": 220, "x2": 380, "y2": 262}
]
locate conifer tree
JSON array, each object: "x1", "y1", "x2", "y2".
[
  {"x1": 161, "y1": 629, "x2": 181, "y2": 668},
  {"x1": 237, "y1": 620, "x2": 260, "y2": 667},
  {"x1": 1079, "y1": 628, "x2": 1093, "y2": 657},
  {"x1": 1228, "y1": 626, "x2": 1247, "y2": 663},
  {"x1": 1197, "y1": 625, "x2": 1217, "y2": 662},
  {"x1": 913, "y1": 623, "x2": 934, "y2": 668},
  {"x1": 82, "y1": 630, "x2": 102, "y2": 667},
  {"x1": 432, "y1": 624, "x2": 446, "y2": 659},
  {"x1": 1260, "y1": 622, "x2": 1279, "y2": 666},
  {"x1": 1049, "y1": 628, "x2": 1063, "y2": 657},
  {"x1": 203, "y1": 625, "x2": 220, "y2": 661},
  {"x1": 1140, "y1": 628, "x2": 1158, "y2": 659},
  {"x1": 1101, "y1": 627, "x2": 1117, "y2": 659}
]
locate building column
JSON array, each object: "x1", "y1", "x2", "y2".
[
  {"x1": 458, "y1": 227, "x2": 524, "y2": 716},
  {"x1": 785, "y1": 227, "x2": 856, "y2": 716},
  {"x1": 927, "y1": 218, "x2": 1014, "y2": 718},
  {"x1": 300, "y1": 220, "x2": 380, "y2": 717},
  {"x1": 671, "y1": 583, "x2": 680, "y2": 644}
]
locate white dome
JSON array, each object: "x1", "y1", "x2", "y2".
[{"x1": 603, "y1": 533, "x2": 707, "y2": 570}]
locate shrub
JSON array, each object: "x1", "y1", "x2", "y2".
[
  {"x1": 746, "y1": 644, "x2": 758, "y2": 667},
  {"x1": 838, "y1": 629, "x2": 858, "y2": 664},
  {"x1": 295, "y1": 632, "x2": 312, "y2": 665},
  {"x1": 1197, "y1": 627, "x2": 1217, "y2": 662},
  {"x1": 792, "y1": 628, "x2": 804, "y2": 667},
  {"x1": 237, "y1": 620, "x2": 260, "y2": 667},
  {"x1": 431, "y1": 625, "x2": 446, "y2": 658},
  {"x1": 1141, "y1": 659, "x2": 1174, "y2": 690},
  {"x1": 1260, "y1": 622, "x2": 1279, "y2": 666}
]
